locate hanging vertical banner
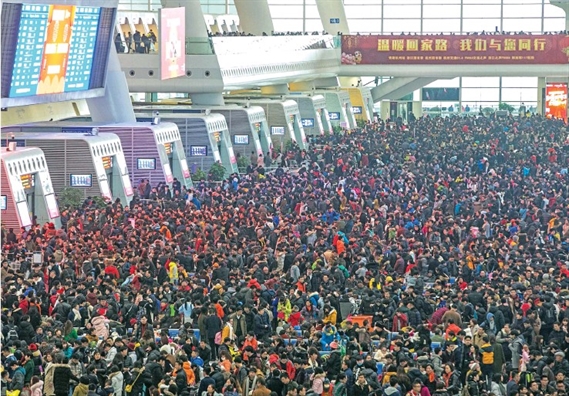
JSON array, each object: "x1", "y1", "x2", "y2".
[
  {"x1": 545, "y1": 83, "x2": 568, "y2": 121},
  {"x1": 159, "y1": 7, "x2": 185, "y2": 80}
]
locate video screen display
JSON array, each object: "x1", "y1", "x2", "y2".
[
  {"x1": 190, "y1": 145, "x2": 208, "y2": 157},
  {"x1": 160, "y1": 7, "x2": 185, "y2": 80},
  {"x1": 0, "y1": 195, "x2": 6, "y2": 210},
  {"x1": 1, "y1": 3, "x2": 116, "y2": 100},
  {"x1": 271, "y1": 126, "x2": 285, "y2": 135},
  {"x1": 233, "y1": 135, "x2": 249, "y2": 145},
  {"x1": 301, "y1": 118, "x2": 315, "y2": 128},
  {"x1": 422, "y1": 88, "x2": 460, "y2": 102},
  {"x1": 70, "y1": 174, "x2": 92, "y2": 187},
  {"x1": 328, "y1": 112, "x2": 340, "y2": 121},
  {"x1": 546, "y1": 83, "x2": 568, "y2": 121},
  {"x1": 137, "y1": 158, "x2": 156, "y2": 170}
]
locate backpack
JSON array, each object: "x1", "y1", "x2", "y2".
[
  {"x1": 544, "y1": 305, "x2": 556, "y2": 325},
  {"x1": 7, "y1": 328, "x2": 18, "y2": 341},
  {"x1": 481, "y1": 347, "x2": 494, "y2": 364}
]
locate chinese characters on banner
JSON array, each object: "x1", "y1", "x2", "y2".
[
  {"x1": 545, "y1": 83, "x2": 568, "y2": 121},
  {"x1": 341, "y1": 35, "x2": 569, "y2": 65}
]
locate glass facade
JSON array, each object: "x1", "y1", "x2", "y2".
[{"x1": 118, "y1": 0, "x2": 566, "y2": 111}]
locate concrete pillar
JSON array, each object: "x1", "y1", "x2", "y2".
[
  {"x1": 315, "y1": 0, "x2": 350, "y2": 34},
  {"x1": 86, "y1": 47, "x2": 136, "y2": 123},
  {"x1": 549, "y1": 1, "x2": 569, "y2": 30},
  {"x1": 537, "y1": 77, "x2": 546, "y2": 115},
  {"x1": 234, "y1": 0, "x2": 274, "y2": 36},
  {"x1": 162, "y1": 0, "x2": 209, "y2": 38},
  {"x1": 412, "y1": 100, "x2": 423, "y2": 118}
]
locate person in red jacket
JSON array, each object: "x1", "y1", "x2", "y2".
[
  {"x1": 288, "y1": 306, "x2": 303, "y2": 327},
  {"x1": 392, "y1": 311, "x2": 408, "y2": 332}
]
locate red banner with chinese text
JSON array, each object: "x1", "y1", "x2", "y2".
[{"x1": 341, "y1": 34, "x2": 569, "y2": 65}]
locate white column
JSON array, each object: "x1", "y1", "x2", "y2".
[
  {"x1": 234, "y1": 0, "x2": 274, "y2": 36},
  {"x1": 315, "y1": 0, "x2": 350, "y2": 34},
  {"x1": 87, "y1": 47, "x2": 136, "y2": 123}
]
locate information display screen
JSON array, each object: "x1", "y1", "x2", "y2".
[
  {"x1": 0, "y1": 196, "x2": 6, "y2": 210},
  {"x1": 8, "y1": 5, "x2": 100, "y2": 97},
  {"x1": 352, "y1": 106, "x2": 363, "y2": 114},
  {"x1": 301, "y1": 118, "x2": 315, "y2": 127},
  {"x1": 233, "y1": 135, "x2": 249, "y2": 145},
  {"x1": 190, "y1": 146, "x2": 208, "y2": 157},
  {"x1": 1, "y1": 3, "x2": 116, "y2": 104},
  {"x1": 137, "y1": 158, "x2": 156, "y2": 170},
  {"x1": 271, "y1": 126, "x2": 285, "y2": 135},
  {"x1": 70, "y1": 174, "x2": 92, "y2": 187},
  {"x1": 328, "y1": 112, "x2": 340, "y2": 121}
]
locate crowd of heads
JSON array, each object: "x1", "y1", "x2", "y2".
[{"x1": 2, "y1": 111, "x2": 569, "y2": 396}]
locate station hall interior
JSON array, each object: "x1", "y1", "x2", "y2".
[{"x1": 1, "y1": 0, "x2": 569, "y2": 231}]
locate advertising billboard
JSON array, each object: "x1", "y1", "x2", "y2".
[
  {"x1": 341, "y1": 34, "x2": 569, "y2": 65},
  {"x1": 159, "y1": 7, "x2": 186, "y2": 80},
  {"x1": 545, "y1": 83, "x2": 568, "y2": 121}
]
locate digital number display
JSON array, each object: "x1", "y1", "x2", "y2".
[
  {"x1": 271, "y1": 126, "x2": 285, "y2": 135},
  {"x1": 137, "y1": 158, "x2": 156, "y2": 170},
  {"x1": 70, "y1": 174, "x2": 92, "y2": 187},
  {"x1": 329, "y1": 112, "x2": 341, "y2": 120},
  {"x1": 233, "y1": 135, "x2": 249, "y2": 145},
  {"x1": 301, "y1": 118, "x2": 315, "y2": 127},
  {"x1": 190, "y1": 146, "x2": 208, "y2": 157}
]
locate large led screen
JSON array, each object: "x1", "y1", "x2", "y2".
[
  {"x1": 546, "y1": 83, "x2": 568, "y2": 122},
  {"x1": 1, "y1": 3, "x2": 116, "y2": 103},
  {"x1": 159, "y1": 7, "x2": 185, "y2": 80}
]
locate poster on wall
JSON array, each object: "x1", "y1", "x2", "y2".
[
  {"x1": 180, "y1": 159, "x2": 190, "y2": 178},
  {"x1": 163, "y1": 163, "x2": 174, "y2": 183},
  {"x1": 159, "y1": 7, "x2": 186, "y2": 80},
  {"x1": 545, "y1": 83, "x2": 568, "y2": 121},
  {"x1": 44, "y1": 193, "x2": 59, "y2": 219},
  {"x1": 16, "y1": 201, "x2": 32, "y2": 227},
  {"x1": 122, "y1": 174, "x2": 133, "y2": 196},
  {"x1": 99, "y1": 179, "x2": 112, "y2": 200}
]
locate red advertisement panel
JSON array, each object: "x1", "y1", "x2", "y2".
[
  {"x1": 341, "y1": 35, "x2": 569, "y2": 65},
  {"x1": 160, "y1": 7, "x2": 186, "y2": 80},
  {"x1": 546, "y1": 83, "x2": 568, "y2": 121}
]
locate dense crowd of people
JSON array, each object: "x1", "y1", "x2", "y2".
[{"x1": 2, "y1": 112, "x2": 569, "y2": 396}]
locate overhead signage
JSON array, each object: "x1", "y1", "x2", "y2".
[
  {"x1": 328, "y1": 112, "x2": 341, "y2": 121},
  {"x1": 190, "y1": 145, "x2": 208, "y2": 157},
  {"x1": 341, "y1": 34, "x2": 568, "y2": 65},
  {"x1": 301, "y1": 118, "x2": 315, "y2": 127}
]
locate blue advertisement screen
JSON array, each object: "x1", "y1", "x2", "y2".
[{"x1": 9, "y1": 4, "x2": 101, "y2": 98}]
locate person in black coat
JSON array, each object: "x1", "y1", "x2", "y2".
[
  {"x1": 173, "y1": 360, "x2": 188, "y2": 394},
  {"x1": 127, "y1": 361, "x2": 153, "y2": 396},
  {"x1": 17, "y1": 315, "x2": 35, "y2": 343},
  {"x1": 53, "y1": 357, "x2": 80, "y2": 396},
  {"x1": 145, "y1": 356, "x2": 164, "y2": 388},
  {"x1": 204, "y1": 310, "x2": 222, "y2": 360}
]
